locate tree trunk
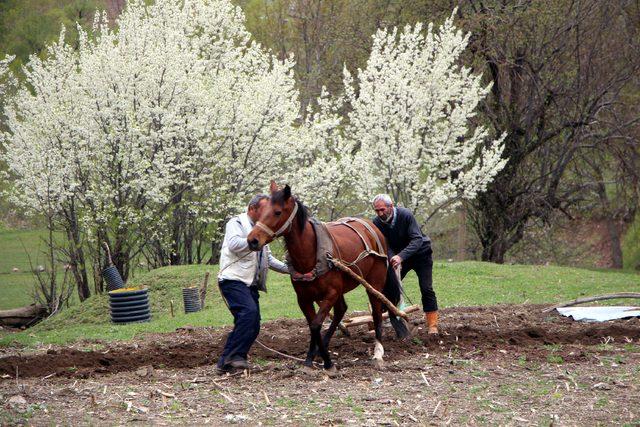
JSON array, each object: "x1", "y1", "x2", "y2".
[
  {"x1": 169, "y1": 193, "x2": 185, "y2": 266},
  {"x1": 456, "y1": 207, "x2": 467, "y2": 261},
  {"x1": 64, "y1": 203, "x2": 91, "y2": 300},
  {"x1": 0, "y1": 304, "x2": 47, "y2": 328},
  {"x1": 596, "y1": 180, "x2": 624, "y2": 268},
  {"x1": 474, "y1": 183, "x2": 512, "y2": 264},
  {"x1": 481, "y1": 237, "x2": 506, "y2": 263},
  {"x1": 208, "y1": 240, "x2": 221, "y2": 265}
]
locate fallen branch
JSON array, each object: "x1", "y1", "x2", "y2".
[
  {"x1": 542, "y1": 293, "x2": 640, "y2": 313},
  {"x1": 219, "y1": 391, "x2": 235, "y2": 403},
  {"x1": 328, "y1": 311, "x2": 351, "y2": 337},
  {"x1": 0, "y1": 304, "x2": 47, "y2": 328},
  {"x1": 342, "y1": 305, "x2": 420, "y2": 328},
  {"x1": 331, "y1": 258, "x2": 408, "y2": 320}
]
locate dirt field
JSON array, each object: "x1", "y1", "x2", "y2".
[{"x1": 1, "y1": 304, "x2": 639, "y2": 425}]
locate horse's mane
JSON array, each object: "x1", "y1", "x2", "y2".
[{"x1": 271, "y1": 190, "x2": 309, "y2": 232}]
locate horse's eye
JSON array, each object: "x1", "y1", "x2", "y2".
[{"x1": 275, "y1": 211, "x2": 282, "y2": 216}]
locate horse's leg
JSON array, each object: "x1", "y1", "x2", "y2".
[
  {"x1": 321, "y1": 295, "x2": 347, "y2": 349},
  {"x1": 311, "y1": 296, "x2": 339, "y2": 371},
  {"x1": 369, "y1": 295, "x2": 385, "y2": 369},
  {"x1": 297, "y1": 298, "x2": 318, "y2": 368}
]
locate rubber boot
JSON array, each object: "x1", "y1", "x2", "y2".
[{"x1": 425, "y1": 311, "x2": 439, "y2": 335}]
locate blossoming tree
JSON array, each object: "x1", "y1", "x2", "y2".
[
  {"x1": 2, "y1": 0, "x2": 300, "y2": 297},
  {"x1": 3, "y1": 1, "x2": 507, "y2": 303},
  {"x1": 293, "y1": 14, "x2": 507, "y2": 222}
]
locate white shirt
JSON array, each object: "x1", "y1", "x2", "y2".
[{"x1": 218, "y1": 213, "x2": 288, "y2": 290}]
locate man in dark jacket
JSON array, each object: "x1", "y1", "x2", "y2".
[{"x1": 372, "y1": 194, "x2": 439, "y2": 334}]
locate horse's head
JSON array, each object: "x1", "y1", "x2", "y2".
[{"x1": 247, "y1": 180, "x2": 302, "y2": 251}]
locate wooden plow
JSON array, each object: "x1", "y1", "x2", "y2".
[{"x1": 329, "y1": 257, "x2": 418, "y2": 332}]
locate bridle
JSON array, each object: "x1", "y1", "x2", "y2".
[{"x1": 255, "y1": 201, "x2": 299, "y2": 239}]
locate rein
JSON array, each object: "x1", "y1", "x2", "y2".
[{"x1": 256, "y1": 202, "x2": 299, "y2": 238}]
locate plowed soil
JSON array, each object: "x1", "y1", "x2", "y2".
[{"x1": 1, "y1": 304, "x2": 639, "y2": 425}]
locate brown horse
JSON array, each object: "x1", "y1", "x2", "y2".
[{"x1": 247, "y1": 181, "x2": 392, "y2": 372}]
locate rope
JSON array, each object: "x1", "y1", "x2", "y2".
[
  {"x1": 336, "y1": 249, "x2": 381, "y2": 279},
  {"x1": 254, "y1": 339, "x2": 322, "y2": 366},
  {"x1": 394, "y1": 265, "x2": 415, "y2": 307},
  {"x1": 216, "y1": 250, "x2": 254, "y2": 276}
]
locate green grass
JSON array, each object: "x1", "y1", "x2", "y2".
[
  {"x1": 0, "y1": 228, "x2": 59, "y2": 309},
  {"x1": 1, "y1": 260, "x2": 639, "y2": 347},
  {"x1": 0, "y1": 228, "x2": 53, "y2": 274}
]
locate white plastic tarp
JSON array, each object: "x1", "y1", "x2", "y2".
[{"x1": 556, "y1": 306, "x2": 640, "y2": 322}]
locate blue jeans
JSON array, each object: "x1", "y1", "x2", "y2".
[{"x1": 217, "y1": 280, "x2": 261, "y2": 368}]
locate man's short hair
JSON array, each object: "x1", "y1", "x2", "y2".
[
  {"x1": 248, "y1": 194, "x2": 269, "y2": 209},
  {"x1": 372, "y1": 194, "x2": 393, "y2": 207}
]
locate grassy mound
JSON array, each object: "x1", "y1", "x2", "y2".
[
  {"x1": 2, "y1": 261, "x2": 639, "y2": 347},
  {"x1": 36, "y1": 265, "x2": 217, "y2": 332}
]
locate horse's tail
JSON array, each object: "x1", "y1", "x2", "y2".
[{"x1": 382, "y1": 260, "x2": 411, "y2": 338}]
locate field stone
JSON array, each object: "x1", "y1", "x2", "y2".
[
  {"x1": 8, "y1": 395, "x2": 27, "y2": 406},
  {"x1": 135, "y1": 365, "x2": 154, "y2": 378},
  {"x1": 224, "y1": 414, "x2": 249, "y2": 423}
]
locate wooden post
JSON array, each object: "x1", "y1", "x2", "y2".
[
  {"x1": 343, "y1": 305, "x2": 421, "y2": 328},
  {"x1": 199, "y1": 271, "x2": 210, "y2": 307}
]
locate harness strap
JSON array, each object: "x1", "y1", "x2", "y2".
[
  {"x1": 355, "y1": 218, "x2": 386, "y2": 257},
  {"x1": 289, "y1": 216, "x2": 386, "y2": 283},
  {"x1": 329, "y1": 217, "x2": 387, "y2": 259}
]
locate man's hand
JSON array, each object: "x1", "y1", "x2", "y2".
[{"x1": 390, "y1": 255, "x2": 402, "y2": 269}]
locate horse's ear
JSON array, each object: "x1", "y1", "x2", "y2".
[
  {"x1": 283, "y1": 184, "x2": 291, "y2": 200},
  {"x1": 269, "y1": 180, "x2": 278, "y2": 193}
]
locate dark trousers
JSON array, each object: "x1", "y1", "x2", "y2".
[
  {"x1": 383, "y1": 247, "x2": 437, "y2": 313},
  {"x1": 217, "y1": 279, "x2": 261, "y2": 368}
]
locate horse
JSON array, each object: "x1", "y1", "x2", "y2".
[{"x1": 247, "y1": 181, "x2": 399, "y2": 372}]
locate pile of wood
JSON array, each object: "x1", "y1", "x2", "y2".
[{"x1": 342, "y1": 304, "x2": 421, "y2": 328}]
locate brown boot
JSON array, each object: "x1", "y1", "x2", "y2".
[{"x1": 425, "y1": 311, "x2": 439, "y2": 335}]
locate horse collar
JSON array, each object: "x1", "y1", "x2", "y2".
[{"x1": 256, "y1": 201, "x2": 299, "y2": 238}]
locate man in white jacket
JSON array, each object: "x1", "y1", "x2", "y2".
[{"x1": 217, "y1": 194, "x2": 289, "y2": 373}]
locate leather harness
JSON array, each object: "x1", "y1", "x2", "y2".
[{"x1": 288, "y1": 216, "x2": 387, "y2": 282}]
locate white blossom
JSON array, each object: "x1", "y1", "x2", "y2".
[
  {"x1": 3, "y1": 2, "x2": 508, "y2": 271},
  {"x1": 0, "y1": 54, "x2": 14, "y2": 94},
  {"x1": 2, "y1": 0, "x2": 301, "y2": 263},
  {"x1": 293, "y1": 13, "x2": 507, "y2": 221}
]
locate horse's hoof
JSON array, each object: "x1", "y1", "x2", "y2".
[
  {"x1": 390, "y1": 317, "x2": 411, "y2": 340},
  {"x1": 300, "y1": 365, "x2": 316, "y2": 376},
  {"x1": 324, "y1": 365, "x2": 339, "y2": 378},
  {"x1": 425, "y1": 332, "x2": 440, "y2": 343},
  {"x1": 372, "y1": 358, "x2": 385, "y2": 370}
]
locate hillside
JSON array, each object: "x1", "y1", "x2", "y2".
[{"x1": 2, "y1": 261, "x2": 639, "y2": 347}]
